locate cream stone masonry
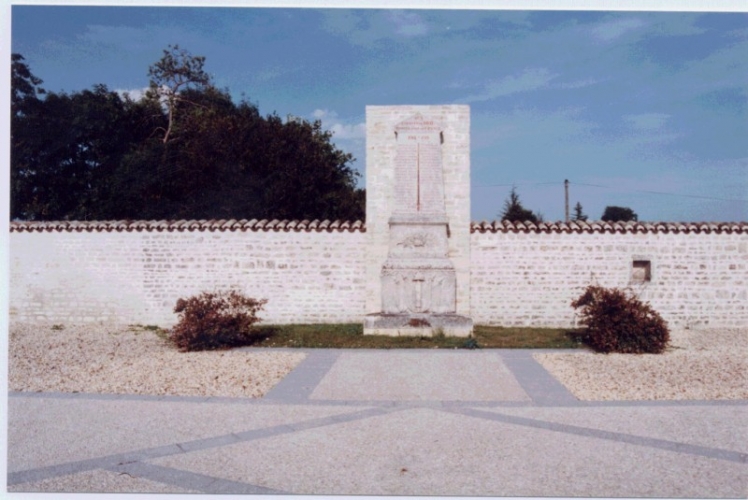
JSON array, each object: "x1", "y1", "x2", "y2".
[
  {"x1": 10, "y1": 224, "x2": 366, "y2": 326},
  {"x1": 9, "y1": 221, "x2": 748, "y2": 328},
  {"x1": 364, "y1": 105, "x2": 472, "y2": 324},
  {"x1": 470, "y1": 227, "x2": 748, "y2": 328}
]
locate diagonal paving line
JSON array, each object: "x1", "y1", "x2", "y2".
[
  {"x1": 7, "y1": 405, "x2": 398, "y2": 487},
  {"x1": 443, "y1": 406, "x2": 748, "y2": 464},
  {"x1": 7, "y1": 444, "x2": 184, "y2": 486},
  {"x1": 105, "y1": 462, "x2": 288, "y2": 495}
]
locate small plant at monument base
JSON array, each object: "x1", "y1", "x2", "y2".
[
  {"x1": 462, "y1": 336, "x2": 480, "y2": 349},
  {"x1": 169, "y1": 290, "x2": 268, "y2": 352},
  {"x1": 570, "y1": 285, "x2": 669, "y2": 354}
]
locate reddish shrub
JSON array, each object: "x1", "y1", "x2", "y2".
[
  {"x1": 169, "y1": 290, "x2": 267, "y2": 352},
  {"x1": 571, "y1": 285, "x2": 669, "y2": 354}
]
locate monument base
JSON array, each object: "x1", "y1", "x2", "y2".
[{"x1": 364, "y1": 313, "x2": 473, "y2": 337}]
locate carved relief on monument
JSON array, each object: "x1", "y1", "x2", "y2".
[
  {"x1": 389, "y1": 224, "x2": 448, "y2": 259},
  {"x1": 381, "y1": 269, "x2": 404, "y2": 313},
  {"x1": 381, "y1": 267, "x2": 456, "y2": 314},
  {"x1": 397, "y1": 232, "x2": 432, "y2": 249}
]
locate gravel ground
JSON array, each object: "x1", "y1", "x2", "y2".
[
  {"x1": 535, "y1": 327, "x2": 748, "y2": 400},
  {"x1": 8, "y1": 322, "x2": 306, "y2": 398},
  {"x1": 9, "y1": 322, "x2": 748, "y2": 401}
]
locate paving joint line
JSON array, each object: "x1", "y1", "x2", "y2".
[
  {"x1": 104, "y1": 462, "x2": 289, "y2": 495},
  {"x1": 9, "y1": 389, "x2": 746, "y2": 408},
  {"x1": 7, "y1": 404, "x2": 400, "y2": 487},
  {"x1": 443, "y1": 406, "x2": 748, "y2": 464}
]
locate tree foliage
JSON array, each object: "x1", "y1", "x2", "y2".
[
  {"x1": 500, "y1": 187, "x2": 542, "y2": 223},
  {"x1": 11, "y1": 53, "x2": 45, "y2": 114},
  {"x1": 147, "y1": 44, "x2": 212, "y2": 143},
  {"x1": 572, "y1": 201, "x2": 588, "y2": 222},
  {"x1": 601, "y1": 205, "x2": 638, "y2": 222},
  {"x1": 10, "y1": 49, "x2": 364, "y2": 222}
]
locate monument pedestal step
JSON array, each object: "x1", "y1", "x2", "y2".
[{"x1": 363, "y1": 313, "x2": 473, "y2": 337}]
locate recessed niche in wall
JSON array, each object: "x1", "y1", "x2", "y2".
[{"x1": 632, "y1": 260, "x2": 651, "y2": 283}]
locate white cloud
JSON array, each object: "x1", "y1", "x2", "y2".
[
  {"x1": 331, "y1": 122, "x2": 367, "y2": 140},
  {"x1": 114, "y1": 87, "x2": 149, "y2": 101},
  {"x1": 460, "y1": 68, "x2": 558, "y2": 103},
  {"x1": 590, "y1": 18, "x2": 645, "y2": 42},
  {"x1": 312, "y1": 109, "x2": 332, "y2": 120},
  {"x1": 624, "y1": 113, "x2": 670, "y2": 131},
  {"x1": 311, "y1": 109, "x2": 365, "y2": 140}
]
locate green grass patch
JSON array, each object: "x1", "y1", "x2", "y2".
[
  {"x1": 473, "y1": 325, "x2": 583, "y2": 349},
  {"x1": 217, "y1": 323, "x2": 583, "y2": 349}
]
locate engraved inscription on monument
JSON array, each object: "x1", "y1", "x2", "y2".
[{"x1": 393, "y1": 116, "x2": 445, "y2": 216}]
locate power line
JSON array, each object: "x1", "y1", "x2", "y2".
[
  {"x1": 573, "y1": 182, "x2": 748, "y2": 203},
  {"x1": 472, "y1": 181, "x2": 748, "y2": 203}
]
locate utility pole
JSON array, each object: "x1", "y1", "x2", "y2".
[{"x1": 564, "y1": 179, "x2": 569, "y2": 222}]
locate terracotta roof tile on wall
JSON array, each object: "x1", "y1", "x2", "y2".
[
  {"x1": 8, "y1": 219, "x2": 747, "y2": 234},
  {"x1": 469, "y1": 220, "x2": 748, "y2": 234},
  {"x1": 8, "y1": 219, "x2": 368, "y2": 233}
]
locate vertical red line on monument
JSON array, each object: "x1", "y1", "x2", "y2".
[{"x1": 417, "y1": 143, "x2": 421, "y2": 212}]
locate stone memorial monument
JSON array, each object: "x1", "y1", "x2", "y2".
[{"x1": 364, "y1": 105, "x2": 473, "y2": 336}]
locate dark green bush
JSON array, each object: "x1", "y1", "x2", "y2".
[
  {"x1": 571, "y1": 285, "x2": 669, "y2": 354},
  {"x1": 169, "y1": 290, "x2": 267, "y2": 352},
  {"x1": 462, "y1": 337, "x2": 480, "y2": 349}
]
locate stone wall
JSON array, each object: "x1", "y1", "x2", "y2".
[
  {"x1": 9, "y1": 220, "x2": 366, "y2": 326},
  {"x1": 470, "y1": 221, "x2": 748, "y2": 329},
  {"x1": 9, "y1": 220, "x2": 747, "y2": 328}
]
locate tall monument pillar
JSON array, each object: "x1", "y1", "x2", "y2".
[{"x1": 364, "y1": 105, "x2": 472, "y2": 336}]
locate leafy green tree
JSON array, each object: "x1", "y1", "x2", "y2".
[
  {"x1": 11, "y1": 80, "x2": 156, "y2": 220},
  {"x1": 500, "y1": 186, "x2": 541, "y2": 223},
  {"x1": 147, "y1": 44, "x2": 212, "y2": 143},
  {"x1": 572, "y1": 201, "x2": 588, "y2": 222},
  {"x1": 10, "y1": 50, "x2": 365, "y2": 222},
  {"x1": 601, "y1": 205, "x2": 638, "y2": 222},
  {"x1": 11, "y1": 54, "x2": 46, "y2": 220},
  {"x1": 251, "y1": 114, "x2": 362, "y2": 220},
  {"x1": 12, "y1": 53, "x2": 166, "y2": 220},
  {"x1": 11, "y1": 53, "x2": 45, "y2": 114}
]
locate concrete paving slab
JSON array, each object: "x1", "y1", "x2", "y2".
[
  {"x1": 310, "y1": 350, "x2": 531, "y2": 401},
  {"x1": 7, "y1": 396, "x2": 358, "y2": 472},
  {"x1": 8, "y1": 349, "x2": 748, "y2": 497},
  {"x1": 488, "y1": 405, "x2": 748, "y2": 455},
  {"x1": 149, "y1": 406, "x2": 747, "y2": 497},
  {"x1": 7, "y1": 468, "x2": 201, "y2": 494}
]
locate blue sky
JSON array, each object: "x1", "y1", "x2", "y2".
[{"x1": 7, "y1": 3, "x2": 748, "y2": 222}]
